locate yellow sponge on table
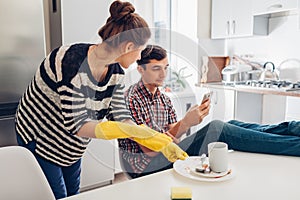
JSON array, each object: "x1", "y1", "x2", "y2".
[{"x1": 171, "y1": 187, "x2": 192, "y2": 200}]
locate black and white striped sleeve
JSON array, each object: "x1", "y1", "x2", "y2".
[
  {"x1": 55, "y1": 46, "x2": 89, "y2": 135},
  {"x1": 106, "y1": 76, "x2": 132, "y2": 122}
]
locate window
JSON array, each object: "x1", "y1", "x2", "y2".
[{"x1": 153, "y1": 0, "x2": 198, "y2": 92}]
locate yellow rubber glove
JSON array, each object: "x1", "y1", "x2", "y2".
[
  {"x1": 160, "y1": 142, "x2": 189, "y2": 162},
  {"x1": 95, "y1": 121, "x2": 189, "y2": 162},
  {"x1": 95, "y1": 121, "x2": 171, "y2": 151},
  {"x1": 95, "y1": 121, "x2": 165, "y2": 139}
]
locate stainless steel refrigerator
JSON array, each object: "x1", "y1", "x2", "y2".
[
  {"x1": 0, "y1": 0, "x2": 61, "y2": 146},
  {"x1": 0, "y1": 0, "x2": 45, "y2": 146},
  {"x1": 0, "y1": 0, "x2": 115, "y2": 190}
]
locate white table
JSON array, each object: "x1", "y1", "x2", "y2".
[{"x1": 63, "y1": 151, "x2": 300, "y2": 200}]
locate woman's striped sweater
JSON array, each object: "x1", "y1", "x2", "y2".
[{"x1": 15, "y1": 43, "x2": 131, "y2": 166}]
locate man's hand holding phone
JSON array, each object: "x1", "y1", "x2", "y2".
[
  {"x1": 201, "y1": 91, "x2": 213, "y2": 104},
  {"x1": 198, "y1": 91, "x2": 212, "y2": 121},
  {"x1": 181, "y1": 92, "x2": 212, "y2": 128}
]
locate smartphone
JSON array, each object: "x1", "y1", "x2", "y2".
[{"x1": 201, "y1": 91, "x2": 213, "y2": 104}]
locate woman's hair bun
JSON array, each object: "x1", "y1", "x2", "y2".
[
  {"x1": 109, "y1": 0, "x2": 135, "y2": 22},
  {"x1": 98, "y1": 0, "x2": 150, "y2": 47}
]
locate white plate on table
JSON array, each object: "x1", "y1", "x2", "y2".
[{"x1": 173, "y1": 156, "x2": 235, "y2": 182}]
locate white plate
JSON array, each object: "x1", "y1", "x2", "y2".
[
  {"x1": 173, "y1": 156, "x2": 235, "y2": 182},
  {"x1": 190, "y1": 167, "x2": 231, "y2": 178}
]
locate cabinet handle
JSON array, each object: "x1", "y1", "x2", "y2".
[
  {"x1": 267, "y1": 4, "x2": 283, "y2": 10},
  {"x1": 232, "y1": 20, "x2": 236, "y2": 35},
  {"x1": 213, "y1": 91, "x2": 218, "y2": 105},
  {"x1": 227, "y1": 21, "x2": 230, "y2": 35}
]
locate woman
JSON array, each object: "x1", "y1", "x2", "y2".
[{"x1": 15, "y1": 1, "x2": 187, "y2": 199}]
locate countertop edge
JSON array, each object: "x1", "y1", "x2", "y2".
[{"x1": 195, "y1": 82, "x2": 300, "y2": 97}]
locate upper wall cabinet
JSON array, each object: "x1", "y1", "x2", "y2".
[
  {"x1": 211, "y1": 0, "x2": 254, "y2": 39},
  {"x1": 252, "y1": 0, "x2": 298, "y2": 16}
]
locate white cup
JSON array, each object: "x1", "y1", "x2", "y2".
[{"x1": 208, "y1": 142, "x2": 228, "y2": 173}]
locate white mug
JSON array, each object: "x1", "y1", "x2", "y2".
[{"x1": 208, "y1": 142, "x2": 228, "y2": 173}]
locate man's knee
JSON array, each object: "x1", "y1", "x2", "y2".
[
  {"x1": 227, "y1": 119, "x2": 240, "y2": 125},
  {"x1": 209, "y1": 120, "x2": 226, "y2": 128}
]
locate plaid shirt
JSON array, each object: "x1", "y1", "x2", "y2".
[{"x1": 118, "y1": 79, "x2": 177, "y2": 174}]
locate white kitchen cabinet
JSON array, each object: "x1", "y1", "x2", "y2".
[
  {"x1": 199, "y1": 85, "x2": 297, "y2": 125},
  {"x1": 252, "y1": 0, "x2": 298, "y2": 16},
  {"x1": 211, "y1": 0, "x2": 254, "y2": 39},
  {"x1": 209, "y1": 88, "x2": 235, "y2": 121},
  {"x1": 235, "y1": 92, "x2": 262, "y2": 123},
  {"x1": 80, "y1": 139, "x2": 114, "y2": 192},
  {"x1": 114, "y1": 140, "x2": 123, "y2": 174},
  {"x1": 262, "y1": 94, "x2": 286, "y2": 124},
  {"x1": 285, "y1": 96, "x2": 300, "y2": 121},
  {"x1": 235, "y1": 92, "x2": 286, "y2": 124}
]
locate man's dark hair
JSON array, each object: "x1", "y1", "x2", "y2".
[{"x1": 137, "y1": 45, "x2": 167, "y2": 69}]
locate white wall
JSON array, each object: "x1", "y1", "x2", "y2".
[
  {"x1": 130, "y1": 0, "x2": 154, "y2": 28},
  {"x1": 61, "y1": 0, "x2": 115, "y2": 44},
  {"x1": 61, "y1": 0, "x2": 152, "y2": 44},
  {"x1": 226, "y1": 13, "x2": 300, "y2": 67}
]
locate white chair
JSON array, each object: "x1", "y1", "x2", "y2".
[{"x1": 0, "y1": 146, "x2": 55, "y2": 200}]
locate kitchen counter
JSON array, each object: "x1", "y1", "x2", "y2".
[
  {"x1": 195, "y1": 82, "x2": 299, "y2": 124},
  {"x1": 196, "y1": 82, "x2": 300, "y2": 97}
]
